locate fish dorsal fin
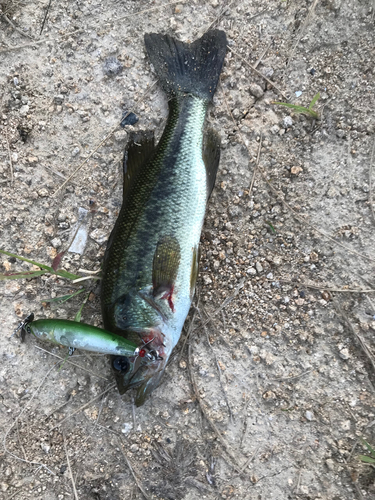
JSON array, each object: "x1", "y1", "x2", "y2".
[
  {"x1": 123, "y1": 131, "x2": 155, "y2": 198},
  {"x1": 152, "y1": 235, "x2": 181, "y2": 297},
  {"x1": 203, "y1": 128, "x2": 221, "y2": 200}
]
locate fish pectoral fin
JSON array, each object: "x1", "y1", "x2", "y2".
[
  {"x1": 122, "y1": 131, "x2": 155, "y2": 199},
  {"x1": 203, "y1": 128, "x2": 221, "y2": 200},
  {"x1": 152, "y1": 236, "x2": 180, "y2": 312}
]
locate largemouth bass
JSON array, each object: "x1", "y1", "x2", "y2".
[{"x1": 101, "y1": 30, "x2": 227, "y2": 405}]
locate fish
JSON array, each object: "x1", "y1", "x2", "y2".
[
  {"x1": 16, "y1": 314, "x2": 160, "y2": 374},
  {"x1": 101, "y1": 29, "x2": 227, "y2": 406}
]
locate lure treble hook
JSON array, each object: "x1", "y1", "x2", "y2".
[{"x1": 13, "y1": 312, "x2": 34, "y2": 342}]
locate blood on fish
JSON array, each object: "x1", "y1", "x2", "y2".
[{"x1": 161, "y1": 286, "x2": 175, "y2": 312}]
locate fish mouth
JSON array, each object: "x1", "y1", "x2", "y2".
[{"x1": 111, "y1": 353, "x2": 167, "y2": 406}]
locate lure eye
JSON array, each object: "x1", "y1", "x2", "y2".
[{"x1": 112, "y1": 356, "x2": 130, "y2": 373}]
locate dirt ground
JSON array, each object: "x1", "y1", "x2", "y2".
[{"x1": 1, "y1": 0, "x2": 375, "y2": 499}]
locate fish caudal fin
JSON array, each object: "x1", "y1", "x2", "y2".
[{"x1": 144, "y1": 30, "x2": 227, "y2": 101}]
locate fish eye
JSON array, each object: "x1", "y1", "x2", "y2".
[{"x1": 112, "y1": 356, "x2": 130, "y2": 373}]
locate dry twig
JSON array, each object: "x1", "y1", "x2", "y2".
[
  {"x1": 50, "y1": 383, "x2": 116, "y2": 431},
  {"x1": 369, "y1": 138, "x2": 375, "y2": 225},
  {"x1": 248, "y1": 135, "x2": 262, "y2": 197},
  {"x1": 34, "y1": 346, "x2": 110, "y2": 381},
  {"x1": 52, "y1": 123, "x2": 120, "y2": 196},
  {"x1": 279, "y1": 280, "x2": 375, "y2": 294},
  {"x1": 5, "y1": 129, "x2": 13, "y2": 185},
  {"x1": 63, "y1": 432, "x2": 80, "y2": 500},
  {"x1": 332, "y1": 296, "x2": 375, "y2": 373},
  {"x1": 118, "y1": 439, "x2": 153, "y2": 500},
  {"x1": 288, "y1": 0, "x2": 319, "y2": 62},
  {"x1": 3, "y1": 361, "x2": 59, "y2": 474},
  {"x1": 40, "y1": 0, "x2": 52, "y2": 35},
  {"x1": 0, "y1": 28, "x2": 83, "y2": 54},
  {"x1": 228, "y1": 46, "x2": 287, "y2": 99},
  {"x1": 53, "y1": 83, "x2": 157, "y2": 195},
  {"x1": 116, "y1": 0, "x2": 186, "y2": 22},
  {"x1": 203, "y1": 0, "x2": 236, "y2": 34},
  {"x1": 187, "y1": 342, "x2": 244, "y2": 470},
  {"x1": 198, "y1": 305, "x2": 234, "y2": 423},
  {"x1": 256, "y1": 164, "x2": 375, "y2": 264},
  {"x1": 1, "y1": 11, "x2": 34, "y2": 40}
]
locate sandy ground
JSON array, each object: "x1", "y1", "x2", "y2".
[{"x1": 1, "y1": 0, "x2": 375, "y2": 499}]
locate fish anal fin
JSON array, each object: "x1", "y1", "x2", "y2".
[
  {"x1": 152, "y1": 236, "x2": 181, "y2": 308},
  {"x1": 203, "y1": 128, "x2": 221, "y2": 199},
  {"x1": 123, "y1": 131, "x2": 155, "y2": 198}
]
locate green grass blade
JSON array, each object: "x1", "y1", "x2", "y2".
[
  {"x1": 58, "y1": 353, "x2": 71, "y2": 372},
  {"x1": 266, "y1": 221, "x2": 276, "y2": 234},
  {"x1": 273, "y1": 101, "x2": 319, "y2": 119},
  {"x1": 41, "y1": 289, "x2": 86, "y2": 304},
  {"x1": 308, "y1": 92, "x2": 320, "y2": 110},
  {"x1": 273, "y1": 102, "x2": 308, "y2": 112},
  {"x1": 0, "y1": 270, "x2": 47, "y2": 280},
  {"x1": 359, "y1": 455, "x2": 375, "y2": 464},
  {"x1": 0, "y1": 249, "x2": 80, "y2": 280},
  {"x1": 361, "y1": 438, "x2": 375, "y2": 456},
  {"x1": 74, "y1": 292, "x2": 90, "y2": 322}
]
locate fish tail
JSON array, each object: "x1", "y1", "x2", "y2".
[{"x1": 144, "y1": 30, "x2": 227, "y2": 101}]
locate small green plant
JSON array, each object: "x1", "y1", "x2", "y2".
[
  {"x1": 0, "y1": 249, "x2": 80, "y2": 281},
  {"x1": 273, "y1": 92, "x2": 320, "y2": 119},
  {"x1": 359, "y1": 438, "x2": 375, "y2": 465},
  {"x1": 265, "y1": 221, "x2": 276, "y2": 234}
]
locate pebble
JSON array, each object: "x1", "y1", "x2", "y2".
[
  {"x1": 249, "y1": 83, "x2": 264, "y2": 98},
  {"x1": 291, "y1": 166, "x2": 303, "y2": 175},
  {"x1": 53, "y1": 95, "x2": 64, "y2": 105},
  {"x1": 103, "y1": 56, "x2": 123, "y2": 76},
  {"x1": 339, "y1": 348, "x2": 350, "y2": 360},
  {"x1": 90, "y1": 228, "x2": 108, "y2": 245},
  {"x1": 246, "y1": 267, "x2": 256, "y2": 276},
  {"x1": 19, "y1": 105, "x2": 29, "y2": 116},
  {"x1": 305, "y1": 410, "x2": 314, "y2": 421},
  {"x1": 283, "y1": 116, "x2": 293, "y2": 128},
  {"x1": 326, "y1": 459, "x2": 335, "y2": 471},
  {"x1": 113, "y1": 130, "x2": 128, "y2": 144},
  {"x1": 122, "y1": 422, "x2": 132, "y2": 434},
  {"x1": 255, "y1": 262, "x2": 263, "y2": 274},
  {"x1": 50, "y1": 238, "x2": 62, "y2": 249},
  {"x1": 57, "y1": 213, "x2": 67, "y2": 222},
  {"x1": 38, "y1": 188, "x2": 49, "y2": 197},
  {"x1": 203, "y1": 275, "x2": 212, "y2": 285},
  {"x1": 40, "y1": 442, "x2": 51, "y2": 454},
  {"x1": 72, "y1": 147, "x2": 80, "y2": 157},
  {"x1": 11, "y1": 152, "x2": 18, "y2": 163}
]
